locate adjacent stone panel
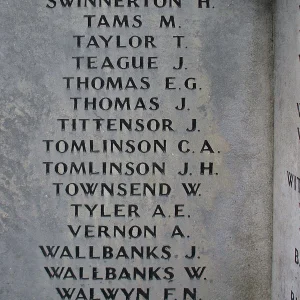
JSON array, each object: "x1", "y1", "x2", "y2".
[
  {"x1": 273, "y1": 1, "x2": 300, "y2": 299},
  {"x1": 0, "y1": 1, "x2": 273, "y2": 299}
]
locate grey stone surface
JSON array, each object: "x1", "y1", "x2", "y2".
[
  {"x1": 0, "y1": 1, "x2": 273, "y2": 299},
  {"x1": 273, "y1": 1, "x2": 300, "y2": 299}
]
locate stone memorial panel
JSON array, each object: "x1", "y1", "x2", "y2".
[{"x1": 0, "y1": 1, "x2": 273, "y2": 299}]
